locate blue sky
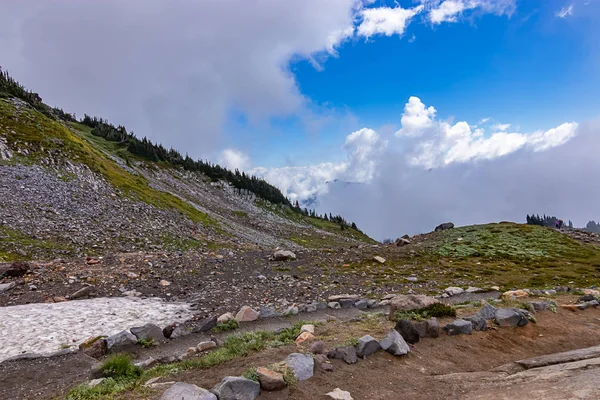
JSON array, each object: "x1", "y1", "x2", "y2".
[
  {"x1": 2, "y1": 0, "x2": 599, "y2": 235},
  {"x1": 248, "y1": 0, "x2": 600, "y2": 168}
]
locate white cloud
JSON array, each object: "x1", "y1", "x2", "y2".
[
  {"x1": 427, "y1": 0, "x2": 516, "y2": 24},
  {"x1": 219, "y1": 149, "x2": 251, "y2": 172},
  {"x1": 479, "y1": 117, "x2": 491, "y2": 124},
  {"x1": 395, "y1": 96, "x2": 437, "y2": 137},
  {"x1": 357, "y1": 5, "x2": 424, "y2": 38},
  {"x1": 492, "y1": 123, "x2": 511, "y2": 131},
  {"x1": 397, "y1": 97, "x2": 578, "y2": 168},
  {"x1": 556, "y1": 4, "x2": 574, "y2": 18},
  {"x1": 252, "y1": 127, "x2": 386, "y2": 202}
]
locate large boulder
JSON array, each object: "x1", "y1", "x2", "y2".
[
  {"x1": 130, "y1": 324, "x2": 165, "y2": 342},
  {"x1": 160, "y1": 382, "x2": 216, "y2": 400},
  {"x1": 394, "y1": 320, "x2": 420, "y2": 344},
  {"x1": 192, "y1": 316, "x2": 217, "y2": 333},
  {"x1": 388, "y1": 294, "x2": 439, "y2": 320},
  {"x1": 285, "y1": 353, "x2": 314, "y2": 381},
  {"x1": 256, "y1": 367, "x2": 286, "y2": 391},
  {"x1": 464, "y1": 315, "x2": 487, "y2": 331},
  {"x1": 495, "y1": 308, "x2": 529, "y2": 327},
  {"x1": 476, "y1": 302, "x2": 498, "y2": 320},
  {"x1": 379, "y1": 329, "x2": 410, "y2": 356},
  {"x1": 356, "y1": 335, "x2": 381, "y2": 358},
  {"x1": 0, "y1": 282, "x2": 16, "y2": 293},
  {"x1": 444, "y1": 319, "x2": 473, "y2": 336},
  {"x1": 2, "y1": 261, "x2": 29, "y2": 277},
  {"x1": 272, "y1": 250, "x2": 296, "y2": 261},
  {"x1": 212, "y1": 377, "x2": 259, "y2": 400},
  {"x1": 327, "y1": 346, "x2": 357, "y2": 364},
  {"x1": 105, "y1": 330, "x2": 137, "y2": 352},
  {"x1": 435, "y1": 222, "x2": 454, "y2": 232},
  {"x1": 396, "y1": 238, "x2": 411, "y2": 247},
  {"x1": 235, "y1": 306, "x2": 259, "y2": 322}
]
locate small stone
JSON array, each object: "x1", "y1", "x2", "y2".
[
  {"x1": 53, "y1": 296, "x2": 68, "y2": 303},
  {"x1": 310, "y1": 341, "x2": 326, "y2": 354},
  {"x1": 326, "y1": 388, "x2": 354, "y2": 400},
  {"x1": 316, "y1": 302, "x2": 328, "y2": 310},
  {"x1": 306, "y1": 304, "x2": 317, "y2": 312},
  {"x1": 105, "y1": 330, "x2": 137, "y2": 351},
  {"x1": 122, "y1": 289, "x2": 141, "y2": 297},
  {"x1": 373, "y1": 256, "x2": 386, "y2": 264},
  {"x1": 295, "y1": 331, "x2": 315, "y2": 345},
  {"x1": 406, "y1": 276, "x2": 418, "y2": 282},
  {"x1": 502, "y1": 289, "x2": 529, "y2": 300},
  {"x1": 82, "y1": 338, "x2": 106, "y2": 359},
  {"x1": 355, "y1": 299, "x2": 368, "y2": 310},
  {"x1": 367, "y1": 299, "x2": 378, "y2": 308},
  {"x1": 339, "y1": 299, "x2": 355, "y2": 309},
  {"x1": 0, "y1": 282, "x2": 16, "y2": 293},
  {"x1": 315, "y1": 353, "x2": 333, "y2": 371},
  {"x1": 135, "y1": 357, "x2": 157, "y2": 369},
  {"x1": 192, "y1": 316, "x2": 217, "y2": 333},
  {"x1": 356, "y1": 335, "x2": 381, "y2": 358},
  {"x1": 328, "y1": 294, "x2": 361, "y2": 302},
  {"x1": 197, "y1": 341, "x2": 217, "y2": 352},
  {"x1": 529, "y1": 301, "x2": 553, "y2": 312},
  {"x1": 159, "y1": 280, "x2": 171, "y2": 286},
  {"x1": 327, "y1": 346, "x2": 357, "y2": 364},
  {"x1": 235, "y1": 306, "x2": 260, "y2": 322},
  {"x1": 328, "y1": 302, "x2": 341, "y2": 309},
  {"x1": 379, "y1": 329, "x2": 410, "y2": 356},
  {"x1": 70, "y1": 285, "x2": 93, "y2": 300},
  {"x1": 217, "y1": 312, "x2": 234, "y2": 323},
  {"x1": 259, "y1": 307, "x2": 280, "y2": 319},
  {"x1": 256, "y1": 367, "x2": 286, "y2": 391},
  {"x1": 272, "y1": 250, "x2": 297, "y2": 261},
  {"x1": 3, "y1": 262, "x2": 29, "y2": 277},
  {"x1": 444, "y1": 319, "x2": 473, "y2": 335},
  {"x1": 495, "y1": 308, "x2": 528, "y2": 327},
  {"x1": 301, "y1": 324, "x2": 315, "y2": 334},
  {"x1": 464, "y1": 315, "x2": 487, "y2": 331},
  {"x1": 160, "y1": 382, "x2": 216, "y2": 400},
  {"x1": 131, "y1": 324, "x2": 165, "y2": 342},
  {"x1": 285, "y1": 353, "x2": 314, "y2": 381},
  {"x1": 394, "y1": 320, "x2": 420, "y2": 344},
  {"x1": 283, "y1": 306, "x2": 298, "y2": 316},
  {"x1": 444, "y1": 287, "x2": 464, "y2": 296},
  {"x1": 396, "y1": 238, "x2": 411, "y2": 247},
  {"x1": 579, "y1": 294, "x2": 596, "y2": 303},
  {"x1": 88, "y1": 378, "x2": 105, "y2": 388}
]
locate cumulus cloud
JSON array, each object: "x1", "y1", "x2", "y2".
[
  {"x1": 219, "y1": 149, "x2": 251, "y2": 172},
  {"x1": 492, "y1": 123, "x2": 511, "y2": 131},
  {"x1": 556, "y1": 4, "x2": 575, "y2": 18},
  {"x1": 356, "y1": 5, "x2": 424, "y2": 38},
  {"x1": 252, "y1": 127, "x2": 386, "y2": 202},
  {"x1": 425, "y1": 0, "x2": 516, "y2": 24},
  {"x1": 395, "y1": 96, "x2": 437, "y2": 137}
]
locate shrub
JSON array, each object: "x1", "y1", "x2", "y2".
[
  {"x1": 100, "y1": 354, "x2": 142, "y2": 379},
  {"x1": 212, "y1": 319, "x2": 239, "y2": 333},
  {"x1": 393, "y1": 303, "x2": 456, "y2": 321}
]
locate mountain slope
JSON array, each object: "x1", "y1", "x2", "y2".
[{"x1": 0, "y1": 94, "x2": 374, "y2": 262}]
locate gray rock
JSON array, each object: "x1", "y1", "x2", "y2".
[
  {"x1": 529, "y1": 301, "x2": 553, "y2": 312},
  {"x1": 414, "y1": 318, "x2": 440, "y2": 338},
  {"x1": 212, "y1": 376, "x2": 259, "y2": 400},
  {"x1": 495, "y1": 308, "x2": 528, "y2": 327},
  {"x1": 577, "y1": 300, "x2": 599, "y2": 310},
  {"x1": 355, "y1": 299, "x2": 369, "y2": 310},
  {"x1": 356, "y1": 335, "x2": 381, "y2": 358},
  {"x1": 394, "y1": 320, "x2": 420, "y2": 344},
  {"x1": 464, "y1": 315, "x2": 487, "y2": 331},
  {"x1": 315, "y1": 353, "x2": 333, "y2": 371},
  {"x1": 367, "y1": 299, "x2": 378, "y2": 308},
  {"x1": 477, "y1": 302, "x2": 498, "y2": 320},
  {"x1": 435, "y1": 222, "x2": 454, "y2": 232},
  {"x1": 578, "y1": 294, "x2": 596, "y2": 303},
  {"x1": 310, "y1": 341, "x2": 326, "y2": 354},
  {"x1": 259, "y1": 307, "x2": 280, "y2": 319},
  {"x1": 444, "y1": 319, "x2": 473, "y2": 335},
  {"x1": 70, "y1": 285, "x2": 93, "y2": 300},
  {"x1": 256, "y1": 367, "x2": 286, "y2": 391},
  {"x1": 339, "y1": 299, "x2": 355, "y2": 309},
  {"x1": 105, "y1": 330, "x2": 137, "y2": 351},
  {"x1": 396, "y1": 238, "x2": 411, "y2": 247},
  {"x1": 306, "y1": 304, "x2": 317, "y2": 312},
  {"x1": 327, "y1": 346, "x2": 357, "y2": 364},
  {"x1": 0, "y1": 282, "x2": 16, "y2": 293},
  {"x1": 379, "y1": 329, "x2": 410, "y2": 356},
  {"x1": 328, "y1": 302, "x2": 341, "y2": 309},
  {"x1": 167, "y1": 323, "x2": 192, "y2": 339},
  {"x1": 283, "y1": 306, "x2": 298, "y2": 316},
  {"x1": 285, "y1": 353, "x2": 314, "y2": 381},
  {"x1": 130, "y1": 324, "x2": 165, "y2": 342},
  {"x1": 192, "y1": 316, "x2": 217, "y2": 333},
  {"x1": 316, "y1": 302, "x2": 328, "y2": 310},
  {"x1": 272, "y1": 250, "x2": 296, "y2": 261},
  {"x1": 444, "y1": 287, "x2": 464, "y2": 296},
  {"x1": 135, "y1": 357, "x2": 157, "y2": 369},
  {"x1": 161, "y1": 383, "x2": 216, "y2": 400}
]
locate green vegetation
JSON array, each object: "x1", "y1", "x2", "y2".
[
  {"x1": 242, "y1": 367, "x2": 260, "y2": 382},
  {"x1": 212, "y1": 319, "x2": 239, "y2": 333},
  {"x1": 0, "y1": 225, "x2": 73, "y2": 262},
  {"x1": 0, "y1": 99, "x2": 216, "y2": 227},
  {"x1": 393, "y1": 303, "x2": 457, "y2": 322},
  {"x1": 66, "y1": 322, "x2": 314, "y2": 399},
  {"x1": 100, "y1": 354, "x2": 142, "y2": 379},
  {"x1": 136, "y1": 338, "x2": 154, "y2": 348}
]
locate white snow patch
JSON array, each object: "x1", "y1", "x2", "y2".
[{"x1": 0, "y1": 297, "x2": 194, "y2": 361}]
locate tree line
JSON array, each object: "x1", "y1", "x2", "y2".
[{"x1": 1, "y1": 67, "x2": 362, "y2": 232}]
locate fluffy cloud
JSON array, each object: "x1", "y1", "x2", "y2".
[
  {"x1": 356, "y1": 5, "x2": 424, "y2": 38},
  {"x1": 219, "y1": 149, "x2": 251, "y2": 172},
  {"x1": 425, "y1": 0, "x2": 516, "y2": 24},
  {"x1": 395, "y1": 96, "x2": 437, "y2": 137},
  {"x1": 556, "y1": 4, "x2": 575, "y2": 18},
  {"x1": 492, "y1": 123, "x2": 511, "y2": 131},
  {"x1": 252, "y1": 127, "x2": 386, "y2": 202}
]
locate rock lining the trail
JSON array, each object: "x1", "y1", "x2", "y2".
[{"x1": 0, "y1": 296, "x2": 193, "y2": 362}]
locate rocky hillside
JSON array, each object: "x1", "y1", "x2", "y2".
[{"x1": 0, "y1": 95, "x2": 374, "y2": 263}]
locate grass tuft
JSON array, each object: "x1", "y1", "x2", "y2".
[
  {"x1": 100, "y1": 354, "x2": 142, "y2": 379},
  {"x1": 212, "y1": 319, "x2": 239, "y2": 333},
  {"x1": 393, "y1": 303, "x2": 457, "y2": 322}
]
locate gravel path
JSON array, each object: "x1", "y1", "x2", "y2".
[{"x1": 0, "y1": 297, "x2": 194, "y2": 361}]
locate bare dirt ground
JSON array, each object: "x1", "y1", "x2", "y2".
[{"x1": 2, "y1": 299, "x2": 598, "y2": 400}]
